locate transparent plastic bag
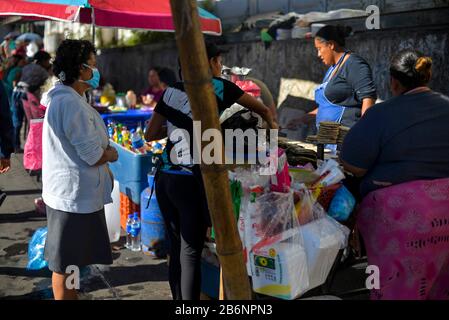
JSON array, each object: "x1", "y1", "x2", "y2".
[
  {"x1": 248, "y1": 191, "x2": 310, "y2": 300},
  {"x1": 249, "y1": 191, "x2": 298, "y2": 245},
  {"x1": 294, "y1": 186, "x2": 326, "y2": 225},
  {"x1": 27, "y1": 227, "x2": 48, "y2": 270},
  {"x1": 301, "y1": 216, "x2": 350, "y2": 289}
]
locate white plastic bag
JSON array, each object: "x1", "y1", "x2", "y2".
[{"x1": 301, "y1": 216, "x2": 350, "y2": 289}]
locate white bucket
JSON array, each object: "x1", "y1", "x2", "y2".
[{"x1": 105, "y1": 180, "x2": 121, "y2": 243}]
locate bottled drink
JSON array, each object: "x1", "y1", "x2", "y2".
[
  {"x1": 125, "y1": 214, "x2": 133, "y2": 249},
  {"x1": 117, "y1": 133, "x2": 123, "y2": 146},
  {"x1": 131, "y1": 129, "x2": 146, "y2": 154},
  {"x1": 136, "y1": 126, "x2": 144, "y2": 139},
  {"x1": 122, "y1": 127, "x2": 130, "y2": 147},
  {"x1": 130, "y1": 212, "x2": 141, "y2": 252}
]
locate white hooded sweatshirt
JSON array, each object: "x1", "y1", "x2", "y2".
[{"x1": 41, "y1": 83, "x2": 113, "y2": 213}]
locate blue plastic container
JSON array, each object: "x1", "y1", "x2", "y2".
[
  {"x1": 141, "y1": 174, "x2": 167, "y2": 258},
  {"x1": 201, "y1": 260, "x2": 220, "y2": 299},
  {"x1": 101, "y1": 109, "x2": 153, "y2": 131},
  {"x1": 109, "y1": 140, "x2": 153, "y2": 204}
]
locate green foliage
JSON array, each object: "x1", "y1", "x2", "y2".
[{"x1": 118, "y1": 31, "x2": 174, "y2": 47}]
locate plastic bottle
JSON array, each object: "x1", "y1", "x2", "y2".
[
  {"x1": 131, "y1": 129, "x2": 147, "y2": 154},
  {"x1": 136, "y1": 126, "x2": 144, "y2": 139},
  {"x1": 107, "y1": 121, "x2": 114, "y2": 139},
  {"x1": 122, "y1": 127, "x2": 130, "y2": 147},
  {"x1": 125, "y1": 214, "x2": 133, "y2": 249},
  {"x1": 117, "y1": 132, "x2": 123, "y2": 146},
  {"x1": 130, "y1": 212, "x2": 141, "y2": 252}
]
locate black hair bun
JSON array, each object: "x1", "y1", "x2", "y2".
[{"x1": 337, "y1": 25, "x2": 353, "y2": 38}]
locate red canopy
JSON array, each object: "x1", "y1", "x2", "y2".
[{"x1": 0, "y1": 0, "x2": 222, "y2": 35}]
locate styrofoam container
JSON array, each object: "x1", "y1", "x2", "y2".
[
  {"x1": 276, "y1": 28, "x2": 292, "y2": 40},
  {"x1": 292, "y1": 26, "x2": 311, "y2": 39}
]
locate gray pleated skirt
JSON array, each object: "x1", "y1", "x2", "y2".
[{"x1": 44, "y1": 205, "x2": 113, "y2": 273}]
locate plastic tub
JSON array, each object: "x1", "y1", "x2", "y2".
[
  {"x1": 109, "y1": 140, "x2": 154, "y2": 204},
  {"x1": 141, "y1": 174, "x2": 167, "y2": 257}
]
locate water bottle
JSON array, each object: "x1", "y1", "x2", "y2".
[
  {"x1": 131, "y1": 129, "x2": 146, "y2": 154},
  {"x1": 125, "y1": 214, "x2": 133, "y2": 249},
  {"x1": 130, "y1": 212, "x2": 141, "y2": 252}
]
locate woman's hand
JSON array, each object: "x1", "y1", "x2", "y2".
[
  {"x1": 286, "y1": 113, "x2": 316, "y2": 129},
  {"x1": 105, "y1": 145, "x2": 118, "y2": 163},
  {"x1": 0, "y1": 158, "x2": 11, "y2": 174}
]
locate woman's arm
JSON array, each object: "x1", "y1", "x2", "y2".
[
  {"x1": 94, "y1": 145, "x2": 118, "y2": 166},
  {"x1": 361, "y1": 98, "x2": 375, "y2": 115},
  {"x1": 286, "y1": 108, "x2": 317, "y2": 129},
  {"x1": 144, "y1": 112, "x2": 168, "y2": 142},
  {"x1": 341, "y1": 159, "x2": 367, "y2": 177},
  {"x1": 236, "y1": 93, "x2": 278, "y2": 129}
]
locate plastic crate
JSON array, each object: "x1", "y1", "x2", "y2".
[
  {"x1": 109, "y1": 140, "x2": 154, "y2": 204},
  {"x1": 120, "y1": 192, "x2": 140, "y2": 230}
]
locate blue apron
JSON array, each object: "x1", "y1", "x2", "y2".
[{"x1": 315, "y1": 52, "x2": 348, "y2": 152}]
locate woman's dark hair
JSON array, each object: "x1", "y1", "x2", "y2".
[
  {"x1": 315, "y1": 25, "x2": 352, "y2": 47},
  {"x1": 11, "y1": 53, "x2": 25, "y2": 66},
  {"x1": 33, "y1": 50, "x2": 51, "y2": 65},
  {"x1": 149, "y1": 66, "x2": 162, "y2": 75},
  {"x1": 390, "y1": 49, "x2": 432, "y2": 89},
  {"x1": 158, "y1": 67, "x2": 177, "y2": 87},
  {"x1": 53, "y1": 39, "x2": 96, "y2": 85}
]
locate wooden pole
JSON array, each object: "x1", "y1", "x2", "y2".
[{"x1": 169, "y1": 0, "x2": 252, "y2": 300}]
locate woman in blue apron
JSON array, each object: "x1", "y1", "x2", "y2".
[{"x1": 288, "y1": 25, "x2": 377, "y2": 139}]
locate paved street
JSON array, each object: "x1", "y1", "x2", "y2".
[
  {"x1": 0, "y1": 154, "x2": 368, "y2": 300},
  {"x1": 0, "y1": 153, "x2": 172, "y2": 300}
]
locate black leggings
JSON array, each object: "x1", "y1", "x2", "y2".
[{"x1": 155, "y1": 172, "x2": 211, "y2": 300}]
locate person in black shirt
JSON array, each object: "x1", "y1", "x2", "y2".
[{"x1": 144, "y1": 43, "x2": 276, "y2": 300}]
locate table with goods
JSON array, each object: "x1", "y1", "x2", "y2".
[{"x1": 96, "y1": 72, "x2": 358, "y2": 299}]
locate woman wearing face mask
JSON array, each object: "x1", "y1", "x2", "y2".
[
  {"x1": 288, "y1": 25, "x2": 377, "y2": 131},
  {"x1": 41, "y1": 40, "x2": 118, "y2": 300},
  {"x1": 341, "y1": 49, "x2": 449, "y2": 299}
]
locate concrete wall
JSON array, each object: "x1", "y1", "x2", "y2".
[{"x1": 97, "y1": 26, "x2": 449, "y2": 102}]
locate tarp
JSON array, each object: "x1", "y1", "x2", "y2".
[{"x1": 0, "y1": 0, "x2": 222, "y2": 35}]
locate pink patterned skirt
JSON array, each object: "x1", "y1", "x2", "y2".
[{"x1": 357, "y1": 178, "x2": 449, "y2": 300}]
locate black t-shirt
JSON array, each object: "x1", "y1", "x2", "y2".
[
  {"x1": 325, "y1": 53, "x2": 377, "y2": 127},
  {"x1": 341, "y1": 91, "x2": 449, "y2": 197},
  {"x1": 154, "y1": 77, "x2": 244, "y2": 171}
]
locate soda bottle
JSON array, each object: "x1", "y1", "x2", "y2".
[
  {"x1": 131, "y1": 129, "x2": 146, "y2": 154},
  {"x1": 136, "y1": 126, "x2": 144, "y2": 139},
  {"x1": 122, "y1": 127, "x2": 130, "y2": 147},
  {"x1": 130, "y1": 212, "x2": 141, "y2": 252},
  {"x1": 107, "y1": 121, "x2": 114, "y2": 139},
  {"x1": 125, "y1": 214, "x2": 133, "y2": 249},
  {"x1": 117, "y1": 132, "x2": 123, "y2": 146}
]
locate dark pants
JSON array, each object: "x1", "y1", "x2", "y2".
[
  {"x1": 11, "y1": 91, "x2": 26, "y2": 150},
  {"x1": 155, "y1": 172, "x2": 211, "y2": 300}
]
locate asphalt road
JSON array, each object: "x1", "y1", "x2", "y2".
[{"x1": 0, "y1": 153, "x2": 369, "y2": 300}]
